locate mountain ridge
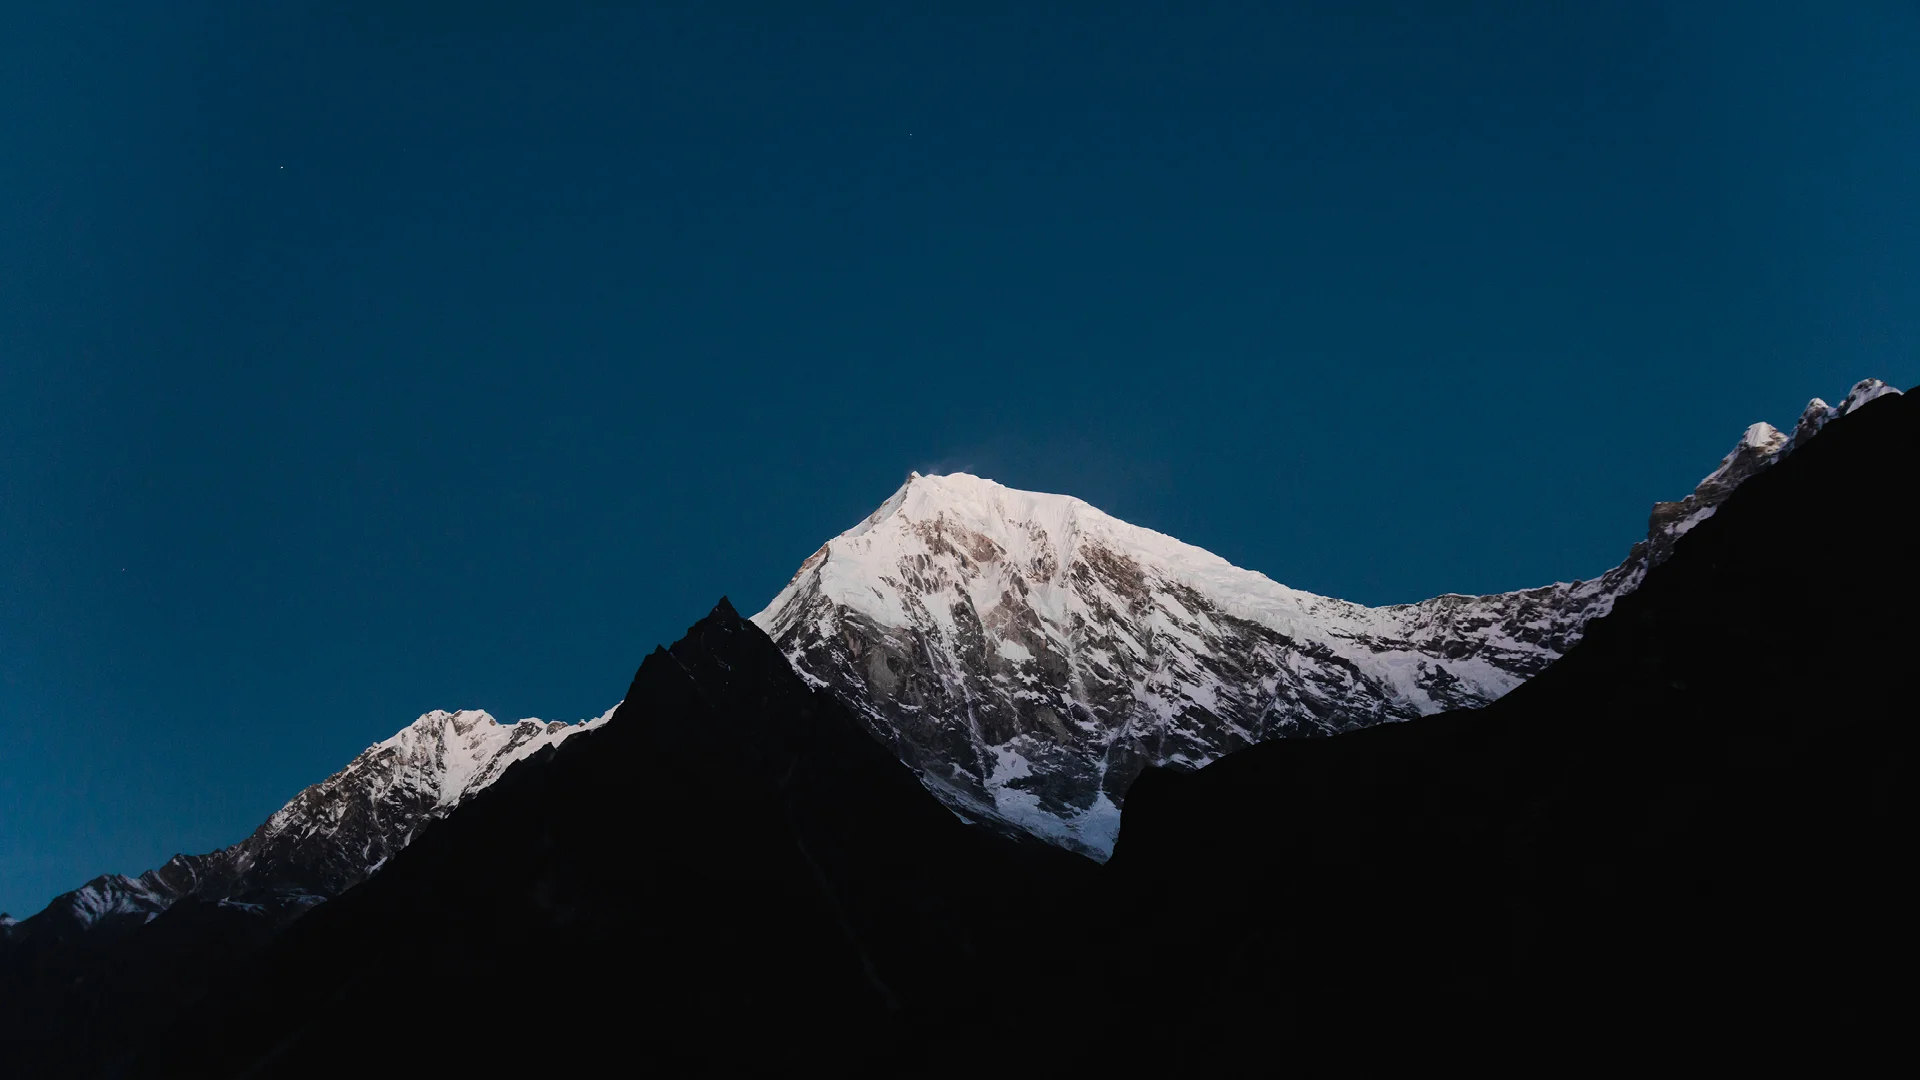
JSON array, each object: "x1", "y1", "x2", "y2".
[
  {"x1": 754, "y1": 378, "x2": 1901, "y2": 856},
  {"x1": 7, "y1": 379, "x2": 1897, "y2": 925},
  {"x1": 1, "y1": 379, "x2": 1909, "y2": 1073},
  {"x1": 1098, "y1": 383, "x2": 1916, "y2": 1060},
  {"x1": 123, "y1": 597, "x2": 1096, "y2": 1077},
  {"x1": 1, "y1": 706, "x2": 611, "y2": 948},
  {"x1": 107, "y1": 384, "x2": 1920, "y2": 1070}
]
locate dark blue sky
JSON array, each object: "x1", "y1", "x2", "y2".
[{"x1": 4, "y1": 3, "x2": 1917, "y2": 916}]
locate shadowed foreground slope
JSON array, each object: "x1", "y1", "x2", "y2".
[
  {"x1": 92, "y1": 389, "x2": 1918, "y2": 1074},
  {"x1": 1105, "y1": 389, "x2": 1916, "y2": 1060},
  {"x1": 138, "y1": 599, "x2": 1095, "y2": 1076}
]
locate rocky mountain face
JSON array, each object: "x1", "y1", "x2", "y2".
[
  {"x1": 1, "y1": 708, "x2": 610, "y2": 946},
  {"x1": 754, "y1": 379, "x2": 1901, "y2": 857}
]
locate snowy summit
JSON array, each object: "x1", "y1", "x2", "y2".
[
  {"x1": 755, "y1": 472, "x2": 1607, "y2": 856},
  {"x1": 6, "y1": 707, "x2": 614, "y2": 940},
  {"x1": 754, "y1": 380, "x2": 1901, "y2": 857}
]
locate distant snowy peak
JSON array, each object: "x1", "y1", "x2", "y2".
[
  {"x1": 1785, "y1": 378, "x2": 1901, "y2": 455},
  {"x1": 1649, "y1": 379, "x2": 1903, "y2": 561},
  {"x1": 1734, "y1": 421, "x2": 1788, "y2": 458},
  {"x1": 1661, "y1": 421, "x2": 1789, "y2": 541},
  {"x1": 10, "y1": 706, "x2": 615, "y2": 941},
  {"x1": 224, "y1": 704, "x2": 614, "y2": 898},
  {"x1": 254, "y1": 707, "x2": 612, "y2": 849},
  {"x1": 756, "y1": 379, "x2": 1902, "y2": 858}
]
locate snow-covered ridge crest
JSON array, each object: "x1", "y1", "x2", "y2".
[
  {"x1": 1647, "y1": 378, "x2": 1903, "y2": 556},
  {"x1": 253, "y1": 707, "x2": 612, "y2": 850},
  {"x1": 1784, "y1": 378, "x2": 1901, "y2": 456},
  {"x1": 754, "y1": 472, "x2": 1577, "y2": 856},
  {"x1": 755, "y1": 379, "x2": 1902, "y2": 859},
  {"x1": 9, "y1": 705, "x2": 615, "y2": 941}
]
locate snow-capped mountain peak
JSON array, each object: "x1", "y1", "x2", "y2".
[
  {"x1": 9, "y1": 706, "x2": 616, "y2": 940},
  {"x1": 756, "y1": 380, "x2": 1902, "y2": 858},
  {"x1": 14, "y1": 378, "x2": 1901, "y2": 925},
  {"x1": 1786, "y1": 378, "x2": 1900, "y2": 455},
  {"x1": 756, "y1": 469, "x2": 1599, "y2": 856},
  {"x1": 1737, "y1": 421, "x2": 1786, "y2": 453},
  {"x1": 1842, "y1": 377, "x2": 1900, "y2": 413},
  {"x1": 765, "y1": 470, "x2": 1323, "y2": 639},
  {"x1": 1795, "y1": 397, "x2": 1833, "y2": 432},
  {"x1": 232, "y1": 705, "x2": 612, "y2": 887}
]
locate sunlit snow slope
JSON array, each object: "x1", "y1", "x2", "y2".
[
  {"x1": 755, "y1": 380, "x2": 1900, "y2": 858},
  {"x1": 5, "y1": 708, "x2": 612, "y2": 938}
]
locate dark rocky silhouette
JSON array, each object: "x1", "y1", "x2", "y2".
[
  {"x1": 5, "y1": 385, "x2": 1911, "y2": 1075},
  {"x1": 1103, "y1": 387, "x2": 1915, "y2": 1063},
  {"x1": 124, "y1": 599, "x2": 1098, "y2": 1076},
  {"x1": 1, "y1": 709, "x2": 605, "y2": 959}
]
